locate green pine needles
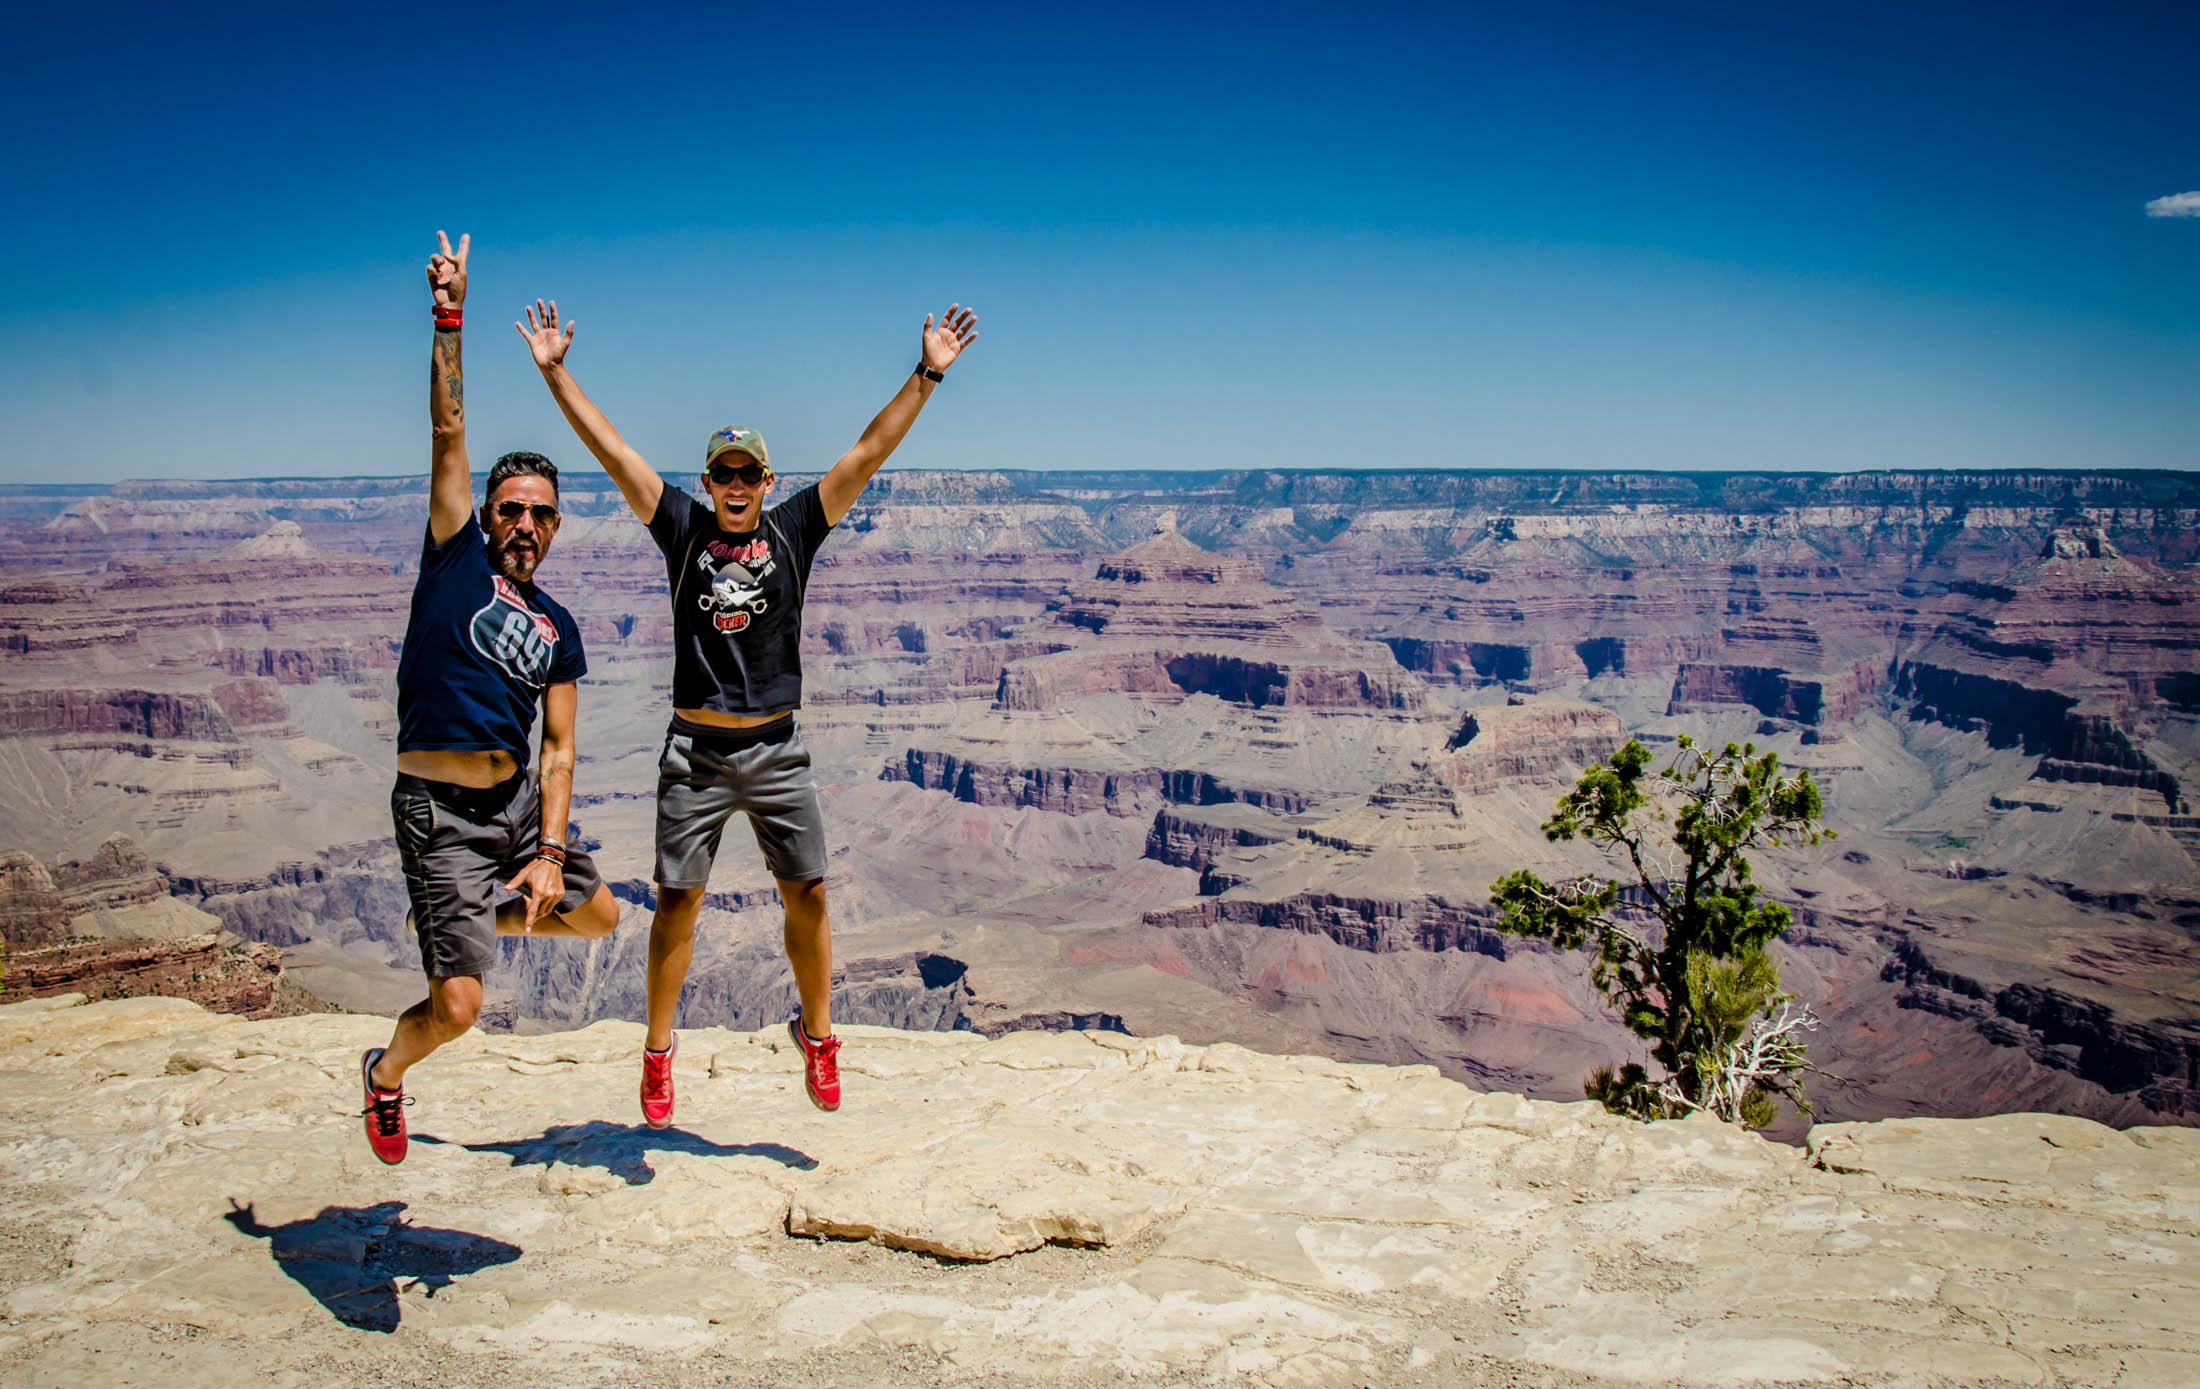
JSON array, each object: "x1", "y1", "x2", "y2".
[{"x1": 1488, "y1": 735, "x2": 1834, "y2": 1129}]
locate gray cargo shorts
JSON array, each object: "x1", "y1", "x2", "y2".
[
  {"x1": 391, "y1": 771, "x2": 606, "y2": 979},
  {"x1": 655, "y1": 715, "x2": 828, "y2": 888}
]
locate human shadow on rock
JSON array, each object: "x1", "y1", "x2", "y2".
[
  {"x1": 420, "y1": 1120, "x2": 817, "y2": 1185},
  {"x1": 222, "y1": 1199, "x2": 521, "y2": 1333}
]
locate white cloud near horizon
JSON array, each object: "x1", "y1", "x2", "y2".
[{"x1": 2145, "y1": 191, "x2": 2200, "y2": 217}]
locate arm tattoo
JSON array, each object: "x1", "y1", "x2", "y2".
[{"x1": 430, "y1": 330, "x2": 465, "y2": 429}]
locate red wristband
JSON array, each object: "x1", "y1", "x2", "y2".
[
  {"x1": 433, "y1": 305, "x2": 463, "y2": 327},
  {"x1": 535, "y1": 844, "x2": 566, "y2": 867}
]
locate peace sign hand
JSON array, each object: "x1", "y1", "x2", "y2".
[
  {"x1": 921, "y1": 304, "x2": 979, "y2": 374},
  {"x1": 426, "y1": 230, "x2": 470, "y2": 309},
  {"x1": 515, "y1": 299, "x2": 576, "y2": 370}
]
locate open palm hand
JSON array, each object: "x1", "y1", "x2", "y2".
[
  {"x1": 515, "y1": 299, "x2": 575, "y2": 369},
  {"x1": 921, "y1": 304, "x2": 979, "y2": 373}
]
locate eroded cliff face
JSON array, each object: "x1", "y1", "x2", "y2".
[
  {"x1": 887, "y1": 750, "x2": 1311, "y2": 819},
  {"x1": 987, "y1": 527, "x2": 1426, "y2": 714},
  {"x1": 3, "y1": 470, "x2": 2197, "y2": 1133},
  {"x1": 0, "y1": 830, "x2": 324, "y2": 1017},
  {"x1": 0, "y1": 934, "x2": 298, "y2": 1014},
  {"x1": 0, "y1": 853, "x2": 70, "y2": 946},
  {"x1": 0, "y1": 834, "x2": 179, "y2": 946},
  {"x1": 1891, "y1": 521, "x2": 2199, "y2": 813},
  {"x1": 1669, "y1": 661, "x2": 1881, "y2": 726}
]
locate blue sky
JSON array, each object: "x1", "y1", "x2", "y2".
[{"x1": 3, "y1": 1, "x2": 2195, "y2": 482}]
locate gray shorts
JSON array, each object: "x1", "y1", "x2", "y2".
[
  {"x1": 391, "y1": 772, "x2": 606, "y2": 979},
  {"x1": 656, "y1": 716, "x2": 828, "y2": 888}
]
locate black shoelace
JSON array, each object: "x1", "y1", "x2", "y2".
[{"x1": 362, "y1": 1092, "x2": 413, "y2": 1135}]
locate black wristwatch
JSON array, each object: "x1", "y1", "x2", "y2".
[{"x1": 914, "y1": 363, "x2": 945, "y2": 383}]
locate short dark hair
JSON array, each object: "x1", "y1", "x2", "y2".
[{"x1": 485, "y1": 451, "x2": 559, "y2": 503}]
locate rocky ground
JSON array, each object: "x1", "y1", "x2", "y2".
[{"x1": 2, "y1": 993, "x2": 2195, "y2": 1387}]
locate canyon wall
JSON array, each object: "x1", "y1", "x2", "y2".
[{"x1": 3, "y1": 468, "x2": 2196, "y2": 1132}]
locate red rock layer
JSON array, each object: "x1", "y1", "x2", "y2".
[
  {"x1": 1667, "y1": 661, "x2": 1882, "y2": 725},
  {"x1": 0, "y1": 934, "x2": 296, "y2": 1016},
  {"x1": 884, "y1": 752, "x2": 1311, "y2": 819}
]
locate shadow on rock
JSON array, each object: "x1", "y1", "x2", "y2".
[
  {"x1": 425, "y1": 1120, "x2": 817, "y2": 1185},
  {"x1": 222, "y1": 1199, "x2": 521, "y2": 1333}
]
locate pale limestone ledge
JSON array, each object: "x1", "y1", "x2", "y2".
[{"x1": 1, "y1": 995, "x2": 2195, "y2": 1388}]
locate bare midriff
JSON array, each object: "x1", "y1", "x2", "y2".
[
  {"x1": 397, "y1": 747, "x2": 522, "y2": 788},
  {"x1": 675, "y1": 707, "x2": 792, "y2": 731}
]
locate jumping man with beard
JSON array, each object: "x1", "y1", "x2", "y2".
[
  {"x1": 358, "y1": 233, "x2": 621, "y2": 1165},
  {"x1": 517, "y1": 294, "x2": 977, "y2": 1120}
]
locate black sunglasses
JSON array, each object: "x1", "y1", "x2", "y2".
[
  {"x1": 706, "y1": 461, "x2": 770, "y2": 487},
  {"x1": 493, "y1": 500, "x2": 560, "y2": 525}
]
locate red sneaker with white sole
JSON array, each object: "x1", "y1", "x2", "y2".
[
  {"x1": 640, "y1": 1035, "x2": 676, "y2": 1129},
  {"x1": 360, "y1": 1048, "x2": 410, "y2": 1165},
  {"x1": 787, "y1": 1018, "x2": 841, "y2": 1111}
]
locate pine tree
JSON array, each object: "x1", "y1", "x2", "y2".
[{"x1": 1488, "y1": 736, "x2": 1832, "y2": 1127}]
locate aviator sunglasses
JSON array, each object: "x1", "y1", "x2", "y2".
[
  {"x1": 706, "y1": 461, "x2": 770, "y2": 486},
  {"x1": 493, "y1": 500, "x2": 560, "y2": 525}
]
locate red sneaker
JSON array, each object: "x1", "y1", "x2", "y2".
[
  {"x1": 788, "y1": 1018, "x2": 841, "y2": 1112},
  {"x1": 640, "y1": 1036, "x2": 677, "y2": 1130},
  {"x1": 360, "y1": 1048, "x2": 410, "y2": 1165}
]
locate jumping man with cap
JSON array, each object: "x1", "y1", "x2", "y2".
[
  {"x1": 518, "y1": 295, "x2": 978, "y2": 1119},
  {"x1": 359, "y1": 234, "x2": 621, "y2": 1165}
]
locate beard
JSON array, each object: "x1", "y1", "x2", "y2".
[{"x1": 491, "y1": 537, "x2": 541, "y2": 582}]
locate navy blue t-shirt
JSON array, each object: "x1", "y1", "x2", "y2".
[
  {"x1": 648, "y1": 482, "x2": 832, "y2": 715},
  {"x1": 396, "y1": 517, "x2": 586, "y2": 763}
]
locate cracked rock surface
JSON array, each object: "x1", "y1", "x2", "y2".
[{"x1": 2, "y1": 993, "x2": 2196, "y2": 1387}]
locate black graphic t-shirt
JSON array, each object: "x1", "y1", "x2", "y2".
[
  {"x1": 396, "y1": 517, "x2": 586, "y2": 763},
  {"x1": 648, "y1": 482, "x2": 832, "y2": 715}
]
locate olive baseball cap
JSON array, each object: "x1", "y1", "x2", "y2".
[{"x1": 704, "y1": 426, "x2": 771, "y2": 474}]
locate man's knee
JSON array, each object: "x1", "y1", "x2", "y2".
[
  {"x1": 427, "y1": 978, "x2": 482, "y2": 1035},
  {"x1": 561, "y1": 884, "x2": 619, "y2": 938},
  {"x1": 653, "y1": 885, "x2": 705, "y2": 936},
  {"x1": 779, "y1": 877, "x2": 827, "y2": 923}
]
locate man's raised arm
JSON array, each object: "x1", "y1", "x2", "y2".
[
  {"x1": 427, "y1": 231, "x2": 474, "y2": 545},
  {"x1": 518, "y1": 300, "x2": 665, "y2": 524},
  {"x1": 817, "y1": 304, "x2": 979, "y2": 527}
]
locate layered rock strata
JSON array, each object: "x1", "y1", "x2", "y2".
[
  {"x1": 1668, "y1": 661, "x2": 1881, "y2": 726},
  {"x1": 0, "y1": 835, "x2": 177, "y2": 946},
  {"x1": 998, "y1": 526, "x2": 1423, "y2": 713},
  {"x1": 0, "y1": 935, "x2": 304, "y2": 1015},
  {"x1": 887, "y1": 751, "x2": 1310, "y2": 819},
  {"x1": 1895, "y1": 521, "x2": 2199, "y2": 812},
  {"x1": 6, "y1": 469, "x2": 2200, "y2": 1148}
]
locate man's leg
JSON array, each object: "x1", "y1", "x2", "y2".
[
  {"x1": 645, "y1": 885, "x2": 706, "y2": 1051},
  {"x1": 635, "y1": 726, "x2": 741, "y2": 1127},
  {"x1": 780, "y1": 877, "x2": 832, "y2": 1037},
  {"x1": 780, "y1": 875, "x2": 841, "y2": 1111},
  {"x1": 740, "y1": 721, "x2": 839, "y2": 1109},
  {"x1": 497, "y1": 781, "x2": 621, "y2": 940},
  {"x1": 494, "y1": 881, "x2": 619, "y2": 938},
  {"x1": 371, "y1": 775, "x2": 500, "y2": 1159},
  {"x1": 371, "y1": 974, "x2": 484, "y2": 1090},
  {"x1": 740, "y1": 723, "x2": 831, "y2": 1036}
]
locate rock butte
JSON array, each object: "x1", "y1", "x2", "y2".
[{"x1": 2, "y1": 994, "x2": 2196, "y2": 1387}]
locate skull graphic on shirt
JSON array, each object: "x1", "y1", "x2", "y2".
[{"x1": 698, "y1": 558, "x2": 770, "y2": 633}]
